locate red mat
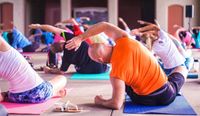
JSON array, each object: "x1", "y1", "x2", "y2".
[{"x1": 0, "y1": 97, "x2": 61, "y2": 115}]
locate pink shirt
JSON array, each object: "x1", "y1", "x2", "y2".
[
  {"x1": 0, "y1": 47, "x2": 43, "y2": 93},
  {"x1": 54, "y1": 34, "x2": 65, "y2": 43}
]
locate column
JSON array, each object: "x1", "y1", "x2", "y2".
[
  {"x1": 61, "y1": 0, "x2": 71, "y2": 21},
  {"x1": 108, "y1": 0, "x2": 118, "y2": 26}
]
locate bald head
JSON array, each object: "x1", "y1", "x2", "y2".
[{"x1": 88, "y1": 43, "x2": 113, "y2": 64}]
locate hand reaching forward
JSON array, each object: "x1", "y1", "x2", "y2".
[
  {"x1": 65, "y1": 35, "x2": 83, "y2": 51},
  {"x1": 28, "y1": 24, "x2": 41, "y2": 29}
]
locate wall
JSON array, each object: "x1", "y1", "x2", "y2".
[
  {"x1": 156, "y1": 0, "x2": 200, "y2": 31},
  {"x1": 0, "y1": 0, "x2": 25, "y2": 34}
]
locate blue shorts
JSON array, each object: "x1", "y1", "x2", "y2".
[{"x1": 8, "y1": 81, "x2": 53, "y2": 103}]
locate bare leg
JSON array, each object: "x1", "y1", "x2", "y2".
[{"x1": 48, "y1": 75, "x2": 67, "y2": 97}]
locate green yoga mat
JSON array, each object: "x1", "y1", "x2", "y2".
[{"x1": 70, "y1": 72, "x2": 110, "y2": 80}]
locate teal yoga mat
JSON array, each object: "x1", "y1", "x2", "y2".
[{"x1": 70, "y1": 72, "x2": 110, "y2": 80}]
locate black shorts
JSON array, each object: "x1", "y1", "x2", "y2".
[
  {"x1": 126, "y1": 72, "x2": 185, "y2": 106},
  {"x1": 76, "y1": 61, "x2": 109, "y2": 74}
]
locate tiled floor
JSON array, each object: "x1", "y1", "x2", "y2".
[{"x1": 1, "y1": 52, "x2": 200, "y2": 116}]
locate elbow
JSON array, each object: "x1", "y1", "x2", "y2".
[{"x1": 112, "y1": 102, "x2": 122, "y2": 110}]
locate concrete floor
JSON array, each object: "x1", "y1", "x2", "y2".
[{"x1": 0, "y1": 52, "x2": 200, "y2": 116}]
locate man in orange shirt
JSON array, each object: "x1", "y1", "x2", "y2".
[{"x1": 65, "y1": 21, "x2": 188, "y2": 110}]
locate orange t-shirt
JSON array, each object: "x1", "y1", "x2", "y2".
[{"x1": 110, "y1": 37, "x2": 167, "y2": 95}]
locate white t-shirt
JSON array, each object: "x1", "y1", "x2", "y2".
[
  {"x1": 0, "y1": 47, "x2": 43, "y2": 93},
  {"x1": 152, "y1": 30, "x2": 185, "y2": 69}
]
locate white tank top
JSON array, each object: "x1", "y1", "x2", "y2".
[
  {"x1": 152, "y1": 30, "x2": 185, "y2": 69},
  {"x1": 0, "y1": 47, "x2": 43, "y2": 93}
]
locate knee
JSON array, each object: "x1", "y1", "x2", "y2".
[
  {"x1": 172, "y1": 66, "x2": 188, "y2": 79},
  {"x1": 57, "y1": 75, "x2": 67, "y2": 85}
]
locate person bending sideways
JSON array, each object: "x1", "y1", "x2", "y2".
[
  {"x1": 29, "y1": 24, "x2": 109, "y2": 74},
  {"x1": 132, "y1": 20, "x2": 192, "y2": 75},
  {"x1": 65, "y1": 22, "x2": 188, "y2": 109},
  {"x1": 0, "y1": 36, "x2": 67, "y2": 103}
]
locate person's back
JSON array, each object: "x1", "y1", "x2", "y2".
[
  {"x1": 12, "y1": 27, "x2": 31, "y2": 49},
  {"x1": 0, "y1": 36, "x2": 67, "y2": 103},
  {"x1": 42, "y1": 31, "x2": 54, "y2": 45},
  {"x1": 152, "y1": 30, "x2": 185, "y2": 70},
  {"x1": 110, "y1": 37, "x2": 167, "y2": 95},
  {"x1": 0, "y1": 47, "x2": 43, "y2": 94},
  {"x1": 64, "y1": 21, "x2": 188, "y2": 109},
  {"x1": 60, "y1": 32, "x2": 108, "y2": 74}
]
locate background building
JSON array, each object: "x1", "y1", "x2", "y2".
[{"x1": 0, "y1": 0, "x2": 199, "y2": 36}]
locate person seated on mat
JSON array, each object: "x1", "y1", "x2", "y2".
[
  {"x1": 1, "y1": 22, "x2": 39, "y2": 52},
  {"x1": 173, "y1": 24, "x2": 194, "y2": 49},
  {"x1": 191, "y1": 26, "x2": 200, "y2": 48},
  {"x1": 132, "y1": 20, "x2": 193, "y2": 75},
  {"x1": 29, "y1": 24, "x2": 109, "y2": 74},
  {"x1": 65, "y1": 21, "x2": 188, "y2": 109},
  {"x1": 0, "y1": 35, "x2": 67, "y2": 103}
]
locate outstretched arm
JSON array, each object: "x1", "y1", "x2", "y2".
[
  {"x1": 29, "y1": 24, "x2": 66, "y2": 35},
  {"x1": 131, "y1": 20, "x2": 160, "y2": 50},
  {"x1": 118, "y1": 17, "x2": 131, "y2": 33},
  {"x1": 57, "y1": 18, "x2": 79, "y2": 26},
  {"x1": 192, "y1": 26, "x2": 200, "y2": 30},
  {"x1": 65, "y1": 22, "x2": 128, "y2": 50},
  {"x1": 94, "y1": 77, "x2": 125, "y2": 110}
]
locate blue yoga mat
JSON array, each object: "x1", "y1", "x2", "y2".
[
  {"x1": 70, "y1": 72, "x2": 109, "y2": 80},
  {"x1": 124, "y1": 96, "x2": 197, "y2": 115}
]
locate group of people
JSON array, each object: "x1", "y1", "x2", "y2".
[{"x1": 0, "y1": 16, "x2": 195, "y2": 111}]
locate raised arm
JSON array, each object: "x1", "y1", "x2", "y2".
[
  {"x1": 118, "y1": 17, "x2": 131, "y2": 33},
  {"x1": 131, "y1": 20, "x2": 160, "y2": 50},
  {"x1": 192, "y1": 26, "x2": 200, "y2": 30},
  {"x1": 57, "y1": 18, "x2": 79, "y2": 26},
  {"x1": 29, "y1": 24, "x2": 66, "y2": 35},
  {"x1": 65, "y1": 22, "x2": 128, "y2": 50}
]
